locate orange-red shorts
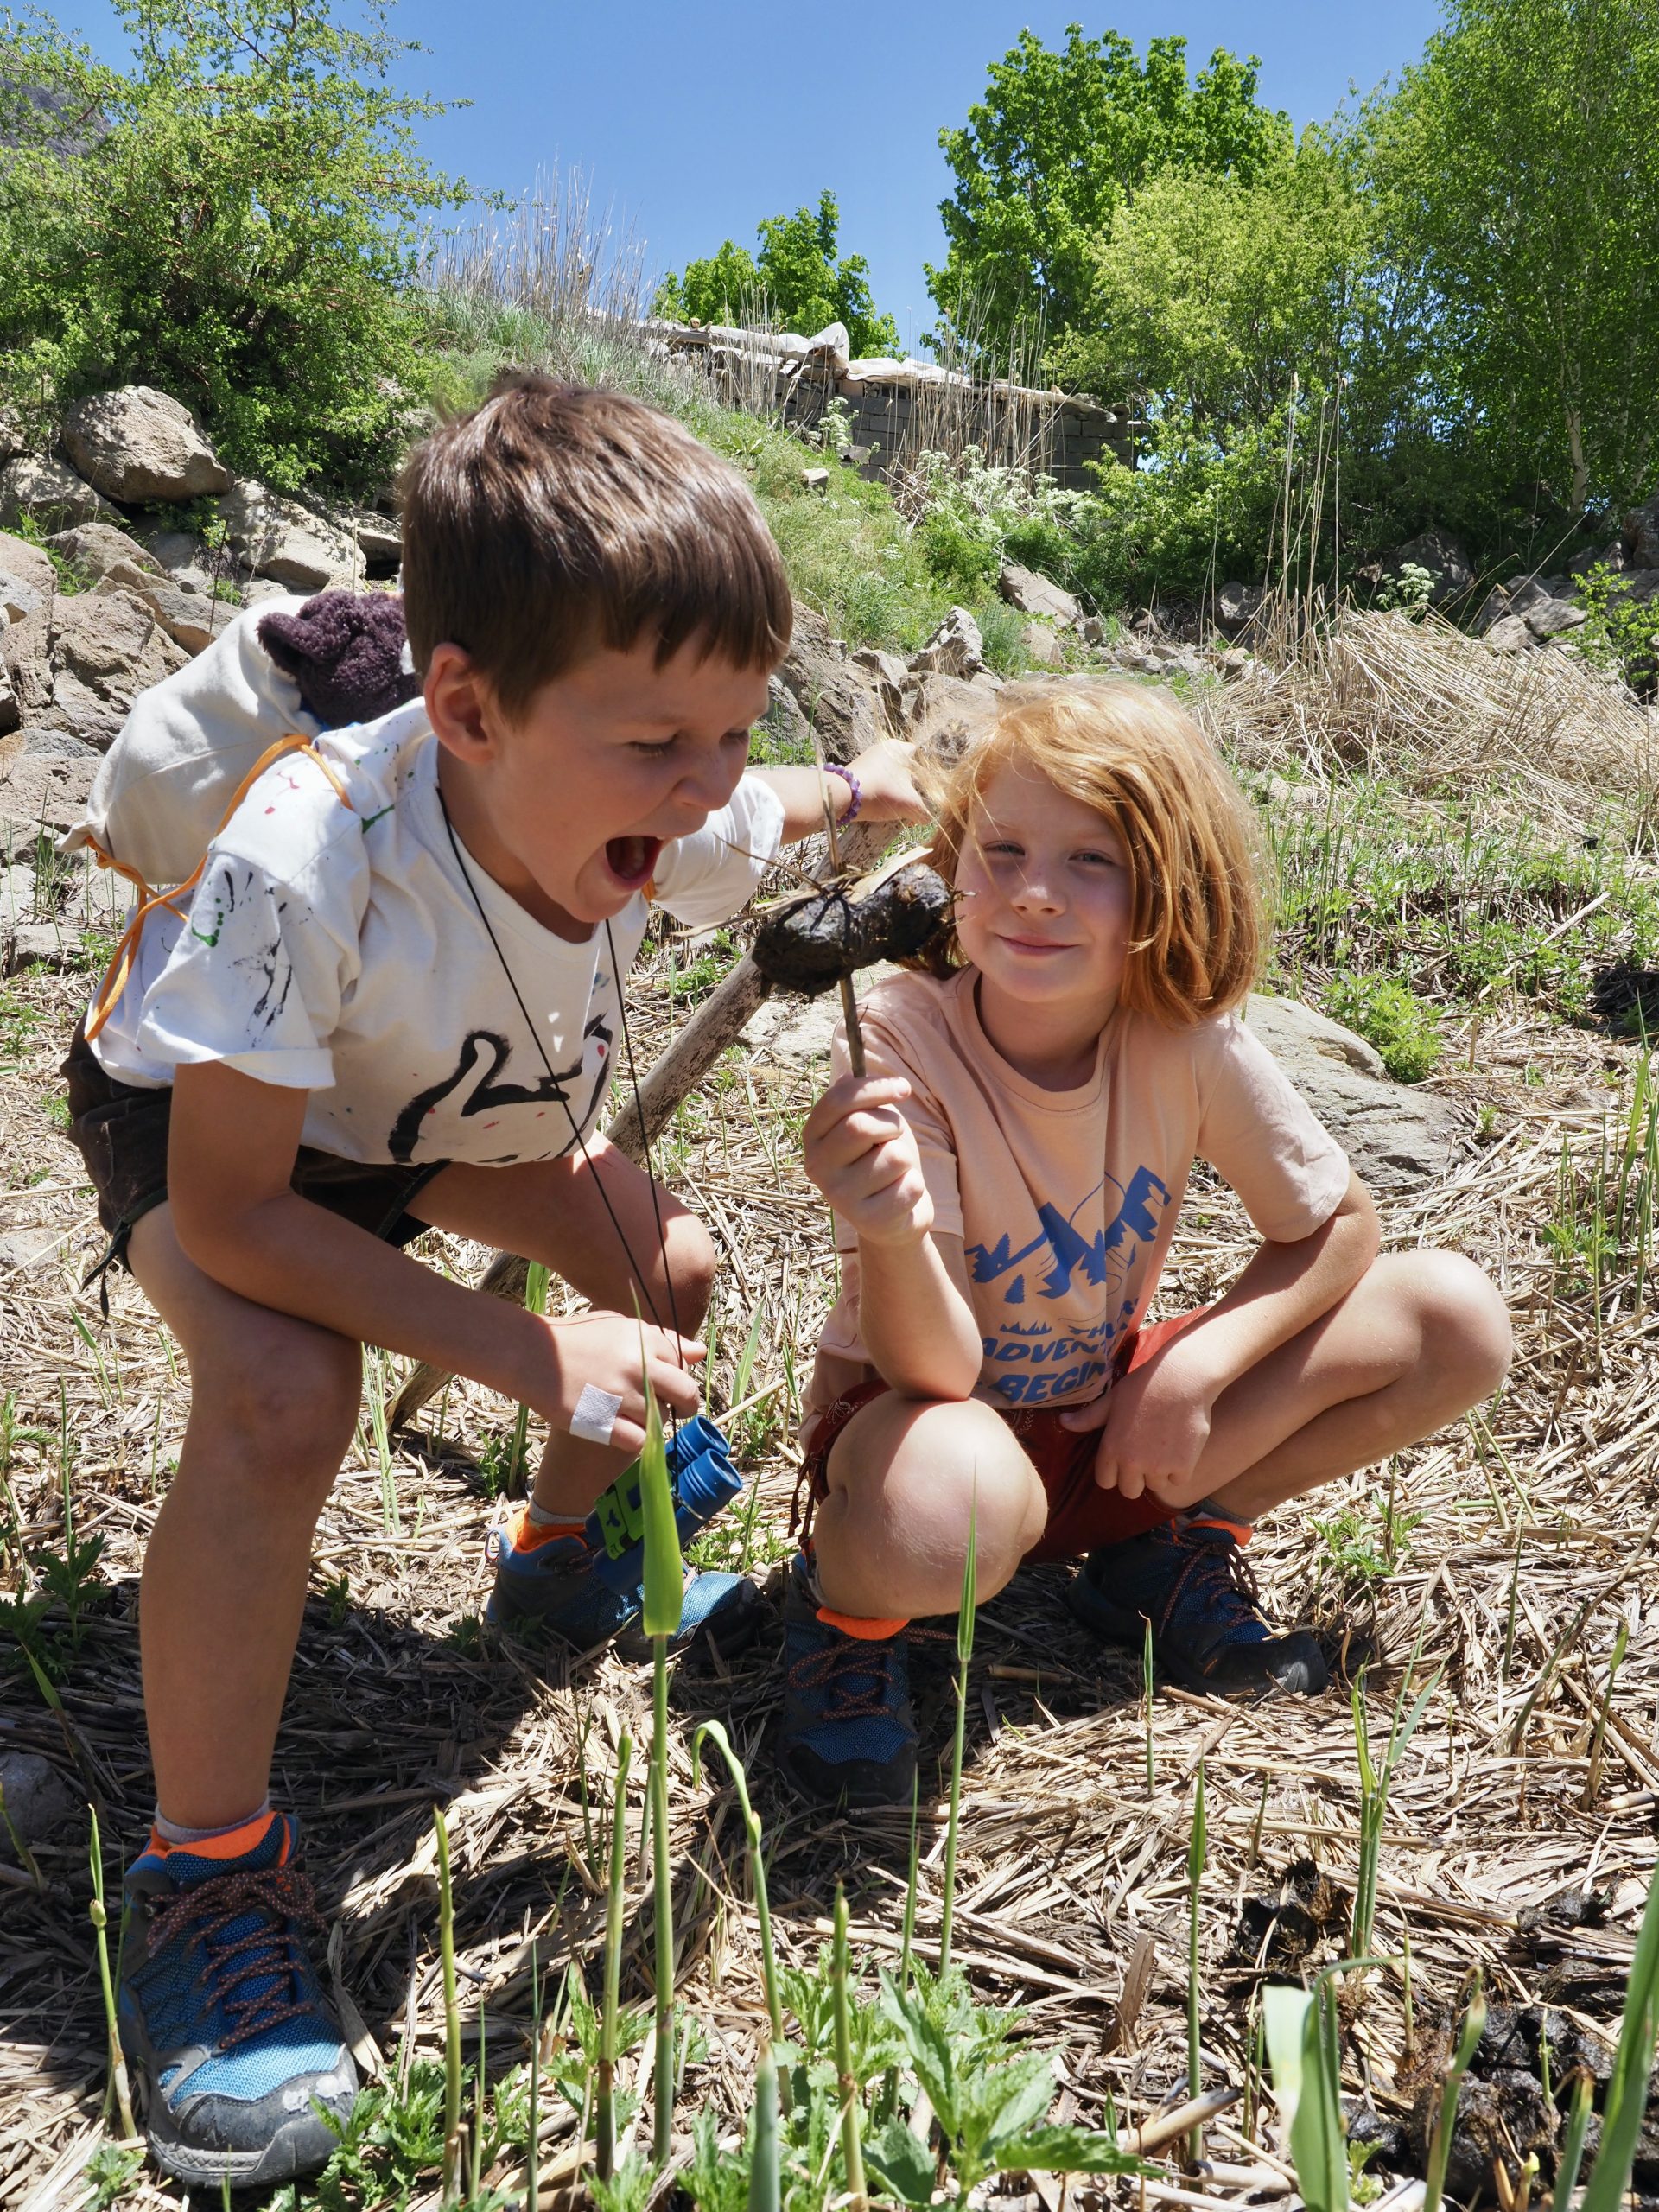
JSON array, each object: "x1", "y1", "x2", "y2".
[{"x1": 799, "y1": 1308, "x2": 1209, "y2": 1565}]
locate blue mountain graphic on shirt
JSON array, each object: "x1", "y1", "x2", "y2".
[{"x1": 964, "y1": 1163, "x2": 1172, "y2": 1302}]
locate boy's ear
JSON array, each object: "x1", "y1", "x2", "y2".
[{"x1": 424, "y1": 642, "x2": 501, "y2": 764}]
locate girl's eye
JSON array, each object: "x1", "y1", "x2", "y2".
[{"x1": 1078, "y1": 849, "x2": 1120, "y2": 867}]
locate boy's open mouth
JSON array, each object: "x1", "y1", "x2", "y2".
[{"x1": 605, "y1": 836, "x2": 662, "y2": 888}]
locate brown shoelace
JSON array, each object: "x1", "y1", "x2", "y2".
[{"x1": 146, "y1": 1867, "x2": 327, "y2": 2050}]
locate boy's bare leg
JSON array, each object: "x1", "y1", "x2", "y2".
[
  {"x1": 814, "y1": 1395, "x2": 1047, "y2": 1619},
  {"x1": 1166, "y1": 1249, "x2": 1511, "y2": 1522},
  {"x1": 128, "y1": 1205, "x2": 364, "y2": 1830},
  {"x1": 413, "y1": 1135, "x2": 715, "y2": 1518}
]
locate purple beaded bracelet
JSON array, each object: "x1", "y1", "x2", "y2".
[{"x1": 824, "y1": 760, "x2": 861, "y2": 822}]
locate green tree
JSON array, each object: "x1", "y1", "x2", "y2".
[
  {"x1": 1370, "y1": 0, "x2": 1659, "y2": 518},
  {"x1": 655, "y1": 189, "x2": 899, "y2": 355},
  {"x1": 0, "y1": 0, "x2": 462, "y2": 493},
  {"x1": 928, "y1": 25, "x2": 1291, "y2": 363}
]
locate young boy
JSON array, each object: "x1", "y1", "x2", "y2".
[{"x1": 62, "y1": 378, "x2": 920, "y2": 2183}]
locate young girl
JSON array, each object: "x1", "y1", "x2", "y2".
[{"x1": 782, "y1": 681, "x2": 1510, "y2": 1808}]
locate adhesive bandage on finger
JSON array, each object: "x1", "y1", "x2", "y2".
[{"x1": 569, "y1": 1384, "x2": 623, "y2": 1446}]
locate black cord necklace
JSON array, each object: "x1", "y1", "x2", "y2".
[{"x1": 435, "y1": 782, "x2": 682, "y2": 1350}]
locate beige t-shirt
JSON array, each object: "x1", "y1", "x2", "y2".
[{"x1": 804, "y1": 968, "x2": 1351, "y2": 1427}]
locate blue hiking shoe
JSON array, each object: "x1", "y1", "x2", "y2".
[
  {"x1": 118, "y1": 1810, "x2": 357, "y2": 2186},
  {"x1": 779, "y1": 1551, "x2": 917, "y2": 1807},
  {"x1": 1067, "y1": 1520, "x2": 1327, "y2": 1696},
  {"x1": 486, "y1": 1510, "x2": 760, "y2": 1659}
]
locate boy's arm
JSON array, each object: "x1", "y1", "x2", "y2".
[
  {"x1": 167, "y1": 1060, "x2": 702, "y2": 1451},
  {"x1": 803, "y1": 1071, "x2": 982, "y2": 1400},
  {"x1": 1062, "y1": 1171, "x2": 1380, "y2": 1500},
  {"x1": 749, "y1": 739, "x2": 930, "y2": 845}
]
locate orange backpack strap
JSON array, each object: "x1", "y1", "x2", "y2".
[{"x1": 84, "y1": 735, "x2": 355, "y2": 1046}]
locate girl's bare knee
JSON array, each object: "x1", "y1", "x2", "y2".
[{"x1": 1412, "y1": 1251, "x2": 1512, "y2": 1400}]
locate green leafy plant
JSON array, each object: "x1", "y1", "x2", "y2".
[
  {"x1": 1350, "y1": 1653, "x2": 1440, "y2": 1958},
  {"x1": 1325, "y1": 971, "x2": 1443, "y2": 1083},
  {"x1": 1264, "y1": 1978, "x2": 1351, "y2": 2212}
]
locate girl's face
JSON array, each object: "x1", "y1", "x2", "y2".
[{"x1": 953, "y1": 763, "x2": 1135, "y2": 1032}]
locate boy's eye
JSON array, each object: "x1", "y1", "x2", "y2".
[{"x1": 632, "y1": 737, "x2": 680, "y2": 756}]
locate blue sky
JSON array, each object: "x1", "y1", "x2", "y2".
[{"x1": 50, "y1": 2, "x2": 1446, "y2": 355}]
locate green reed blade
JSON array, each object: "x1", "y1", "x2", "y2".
[
  {"x1": 636, "y1": 1366, "x2": 683, "y2": 1641},
  {"x1": 1581, "y1": 1859, "x2": 1659, "y2": 2212},
  {"x1": 832, "y1": 1885, "x2": 868, "y2": 2211},
  {"x1": 1187, "y1": 1758, "x2": 1206, "y2": 2164},
  {"x1": 87, "y1": 1804, "x2": 136, "y2": 2139},
  {"x1": 597, "y1": 1732, "x2": 632, "y2": 2181},
  {"x1": 748, "y1": 2029, "x2": 782, "y2": 2212},
  {"x1": 1551, "y1": 2069, "x2": 1594, "y2": 2212},
  {"x1": 1423, "y1": 1971, "x2": 1485, "y2": 2212},
  {"x1": 435, "y1": 1804, "x2": 463, "y2": 2203},
  {"x1": 694, "y1": 1719, "x2": 782, "y2": 2044}
]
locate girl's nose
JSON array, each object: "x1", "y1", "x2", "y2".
[{"x1": 1010, "y1": 864, "x2": 1063, "y2": 912}]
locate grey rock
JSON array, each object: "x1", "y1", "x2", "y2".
[
  {"x1": 1000, "y1": 561, "x2": 1079, "y2": 628},
  {"x1": 1022, "y1": 620, "x2": 1065, "y2": 667},
  {"x1": 1079, "y1": 614, "x2": 1108, "y2": 647},
  {"x1": 48, "y1": 588, "x2": 190, "y2": 749},
  {"x1": 1484, "y1": 613, "x2": 1536, "y2": 653},
  {"x1": 0, "y1": 664, "x2": 16, "y2": 738},
  {"x1": 22, "y1": 728, "x2": 100, "y2": 760},
  {"x1": 139, "y1": 525, "x2": 207, "y2": 575},
  {"x1": 757, "y1": 672, "x2": 811, "y2": 760},
  {"x1": 0, "y1": 454, "x2": 115, "y2": 531},
  {"x1": 61, "y1": 385, "x2": 231, "y2": 504},
  {"x1": 0, "y1": 1228, "x2": 60, "y2": 1274},
  {"x1": 0, "y1": 860, "x2": 34, "y2": 913},
  {"x1": 0, "y1": 1749, "x2": 79, "y2": 1851},
  {"x1": 849, "y1": 646, "x2": 909, "y2": 738},
  {"x1": 0, "y1": 410, "x2": 22, "y2": 466},
  {"x1": 1216, "y1": 647, "x2": 1254, "y2": 681},
  {"x1": 903, "y1": 672, "x2": 1001, "y2": 759},
  {"x1": 1244, "y1": 994, "x2": 1465, "y2": 1192},
  {"x1": 4, "y1": 917, "x2": 86, "y2": 972},
  {"x1": 909, "y1": 606, "x2": 985, "y2": 682},
  {"x1": 1216, "y1": 579, "x2": 1267, "y2": 636},
  {"x1": 1526, "y1": 597, "x2": 1587, "y2": 641},
  {"x1": 1474, "y1": 584, "x2": 1512, "y2": 634},
  {"x1": 239, "y1": 577, "x2": 291, "y2": 605},
  {"x1": 44, "y1": 521, "x2": 161, "y2": 583},
  {"x1": 0, "y1": 532, "x2": 56, "y2": 601},
  {"x1": 747, "y1": 961, "x2": 900, "y2": 1066},
  {"x1": 0, "y1": 571, "x2": 45, "y2": 626},
  {"x1": 800, "y1": 466, "x2": 831, "y2": 493},
  {"x1": 217, "y1": 480, "x2": 366, "y2": 590},
  {"x1": 1506, "y1": 577, "x2": 1555, "y2": 618},
  {"x1": 1371, "y1": 528, "x2": 1475, "y2": 607},
  {"x1": 1624, "y1": 494, "x2": 1659, "y2": 572},
  {"x1": 337, "y1": 505, "x2": 402, "y2": 564},
  {"x1": 3, "y1": 607, "x2": 54, "y2": 716},
  {"x1": 778, "y1": 608, "x2": 882, "y2": 762},
  {"x1": 94, "y1": 563, "x2": 223, "y2": 654}
]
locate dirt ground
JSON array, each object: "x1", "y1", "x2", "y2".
[{"x1": 2, "y1": 803, "x2": 1656, "y2": 2209}]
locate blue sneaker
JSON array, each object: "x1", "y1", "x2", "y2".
[
  {"x1": 779, "y1": 1551, "x2": 917, "y2": 1807},
  {"x1": 118, "y1": 1810, "x2": 356, "y2": 2186},
  {"x1": 1067, "y1": 1520, "x2": 1327, "y2": 1696},
  {"x1": 486, "y1": 1510, "x2": 760, "y2": 1659}
]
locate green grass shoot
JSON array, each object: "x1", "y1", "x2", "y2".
[
  {"x1": 597, "y1": 1730, "x2": 632, "y2": 2180},
  {"x1": 433, "y1": 1803, "x2": 462, "y2": 2202},
  {"x1": 1423, "y1": 1970, "x2": 1485, "y2": 2212},
  {"x1": 938, "y1": 1491, "x2": 976, "y2": 1982},
  {"x1": 1350, "y1": 1649, "x2": 1440, "y2": 1957},
  {"x1": 87, "y1": 1805, "x2": 135, "y2": 2139},
  {"x1": 508, "y1": 1262, "x2": 551, "y2": 1490},
  {"x1": 832, "y1": 1885, "x2": 868, "y2": 2211},
  {"x1": 694, "y1": 1718, "x2": 782, "y2": 2044},
  {"x1": 749, "y1": 2028, "x2": 782, "y2": 2212},
  {"x1": 1584, "y1": 1616, "x2": 1631, "y2": 1806},
  {"x1": 1580, "y1": 1857, "x2": 1659, "y2": 2212},
  {"x1": 635, "y1": 1363, "x2": 682, "y2": 2168},
  {"x1": 1142, "y1": 1613, "x2": 1155, "y2": 1796},
  {"x1": 1186, "y1": 1756, "x2": 1206, "y2": 2164}
]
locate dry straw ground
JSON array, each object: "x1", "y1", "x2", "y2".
[{"x1": 2, "y1": 643, "x2": 1657, "y2": 2208}]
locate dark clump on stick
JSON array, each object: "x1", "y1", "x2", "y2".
[{"x1": 749, "y1": 859, "x2": 954, "y2": 996}]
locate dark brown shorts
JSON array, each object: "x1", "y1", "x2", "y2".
[{"x1": 60, "y1": 1020, "x2": 448, "y2": 1276}]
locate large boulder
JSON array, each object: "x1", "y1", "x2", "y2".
[
  {"x1": 2, "y1": 605, "x2": 55, "y2": 721},
  {"x1": 1001, "y1": 561, "x2": 1080, "y2": 629},
  {"x1": 902, "y1": 671, "x2": 1002, "y2": 759},
  {"x1": 0, "y1": 454, "x2": 115, "y2": 531},
  {"x1": 1623, "y1": 494, "x2": 1659, "y2": 572},
  {"x1": 1484, "y1": 613, "x2": 1536, "y2": 654},
  {"x1": 1215, "y1": 580, "x2": 1267, "y2": 637},
  {"x1": 1526, "y1": 596, "x2": 1587, "y2": 641},
  {"x1": 93, "y1": 563, "x2": 224, "y2": 655},
  {"x1": 44, "y1": 588, "x2": 190, "y2": 749},
  {"x1": 910, "y1": 606, "x2": 986, "y2": 682},
  {"x1": 217, "y1": 480, "x2": 366, "y2": 590},
  {"x1": 60, "y1": 386, "x2": 232, "y2": 504},
  {"x1": 0, "y1": 529, "x2": 55, "y2": 626},
  {"x1": 776, "y1": 607, "x2": 884, "y2": 762},
  {"x1": 1367, "y1": 528, "x2": 1475, "y2": 608},
  {"x1": 1244, "y1": 994, "x2": 1465, "y2": 1193},
  {"x1": 45, "y1": 521, "x2": 161, "y2": 584}
]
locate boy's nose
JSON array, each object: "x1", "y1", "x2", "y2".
[{"x1": 676, "y1": 748, "x2": 744, "y2": 819}]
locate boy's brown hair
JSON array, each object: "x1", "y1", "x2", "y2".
[
  {"x1": 399, "y1": 377, "x2": 792, "y2": 714},
  {"x1": 918, "y1": 679, "x2": 1265, "y2": 1026}
]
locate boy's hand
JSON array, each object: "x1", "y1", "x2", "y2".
[
  {"x1": 528, "y1": 1313, "x2": 704, "y2": 1458},
  {"x1": 849, "y1": 739, "x2": 930, "y2": 824},
  {"x1": 1059, "y1": 1352, "x2": 1216, "y2": 1505},
  {"x1": 804, "y1": 1074, "x2": 933, "y2": 1248}
]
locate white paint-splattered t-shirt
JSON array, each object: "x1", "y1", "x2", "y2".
[
  {"x1": 804, "y1": 967, "x2": 1351, "y2": 1424},
  {"x1": 86, "y1": 701, "x2": 784, "y2": 1167}
]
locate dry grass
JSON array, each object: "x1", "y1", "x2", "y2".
[
  {"x1": 1200, "y1": 607, "x2": 1659, "y2": 830},
  {"x1": 2, "y1": 817, "x2": 1657, "y2": 2209}
]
